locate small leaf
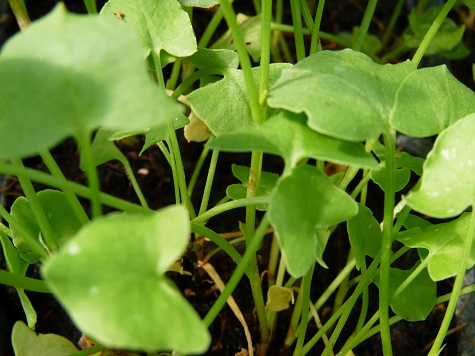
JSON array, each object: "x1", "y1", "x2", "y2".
[
  {"x1": 186, "y1": 48, "x2": 239, "y2": 70},
  {"x1": 375, "y1": 267, "x2": 436, "y2": 321},
  {"x1": 370, "y1": 167, "x2": 411, "y2": 193},
  {"x1": 391, "y1": 67, "x2": 475, "y2": 138},
  {"x1": 268, "y1": 49, "x2": 416, "y2": 141},
  {"x1": 405, "y1": 113, "x2": 475, "y2": 218},
  {"x1": 207, "y1": 111, "x2": 379, "y2": 169},
  {"x1": 269, "y1": 165, "x2": 358, "y2": 277},
  {"x1": 186, "y1": 64, "x2": 291, "y2": 136},
  {"x1": 12, "y1": 320, "x2": 79, "y2": 356},
  {"x1": 226, "y1": 165, "x2": 279, "y2": 211},
  {"x1": 347, "y1": 204, "x2": 381, "y2": 269},
  {"x1": 101, "y1": 0, "x2": 196, "y2": 58},
  {"x1": 0, "y1": 4, "x2": 181, "y2": 159},
  {"x1": 42, "y1": 206, "x2": 210, "y2": 353},
  {"x1": 397, "y1": 213, "x2": 474, "y2": 281},
  {"x1": 266, "y1": 285, "x2": 295, "y2": 312}
]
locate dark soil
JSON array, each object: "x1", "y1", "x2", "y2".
[{"x1": 0, "y1": 1, "x2": 474, "y2": 355}]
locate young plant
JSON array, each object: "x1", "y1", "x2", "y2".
[{"x1": 1, "y1": 0, "x2": 475, "y2": 355}]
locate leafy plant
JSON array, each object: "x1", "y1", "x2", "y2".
[{"x1": 1, "y1": 0, "x2": 475, "y2": 355}]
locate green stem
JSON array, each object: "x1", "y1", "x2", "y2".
[
  {"x1": 381, "y1": 0, "x2": 406, "y2": 48},
  {"x1": 83, "y1": 0, "x2": 97, "y2": 14},
  {"x1": 428, "y1": 207, "x2": 475, "y2": 355},
  {"x1": 293, "y1": 263, "x2": 315, "y2": 356},
  {"x1": 203, "y1": 214, "x2": 270, "y2": 326},
  {"x1": 122, "y1": 158, "x2": 149, "y2": 209},
  {"x1": 0, "y1": 269, "x2": 50, "y2": 293},
  {"x1": 198, "y1": 6, "x2": 225, "y2": 47},
  {"x1": 11, "y1": 158, "x2": 57, "y2": 252},
  {"x1": 192, "y1": 196, "x2": 270, "y2": 224},
  {"x1": 40, "y1": 150, "x2": 89, "y2": 225},
  {"x1": 198, "y1": 149, "x2": 219, "y2": 216},
  {"x1": 172, "y1": 68, "x2": 226, "y2": 100},
  {"x1": 0, "y1": 162, "x2": 149, "y2": 213},
  {"x1": 188, "y1": 146, "x2": 210, "y2": 198},
  {"x1": 412, "y1": 0, "x2": 457, "y2": 67},
  {"x1": 353, "y1": 0, "x2": 378, "y2": 52},
  {"x1": 290, "y1": 0, "x2": 306, "y2": 61},
  {"x1": 7, "y1": 0, "x2": 30, "y2": 30},
  {"x1": 379, "y1": 131, "x2": 396, "y2": 356},
  {"x1": 259, "y1": 0, "x2": 272, "y2": 99},
  {"x1": 77, "y1": 130, "x2": 102, "y2": 218},
  {"x1": 310, "y1": 0, "x2": 325, "y2": 54},
  {"x1": 219, "y1": 0, "x2": 262, "y2": 125}
]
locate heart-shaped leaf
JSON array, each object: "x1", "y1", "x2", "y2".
[
  {"x1": 266, "y1": 285, "x2": 295, "y2": 312},
  {"x1": 12, "y1": 321, "x2": 79, "y2": 356},
  {"x1": 267, "y1": 49, "x2": 416, "y2": 141},
  {"x1": 101, "y1": 0, "x2": 196, "y2": 58},
  {"x1": 405, "y1": 113, "x2": 475, "y2": 218},
  {"x1": 397, "y1": 213, "x2": 474, "y2": 281},
  {"x1": 186, "y1": 63, "x2": 291, "y2": 136},
  {"x1": 0, "y1": 4, "x2": 181, "y2": 159},
  {"x1": 42, "y1": 206, "x2": 210, "y2": 353},
  {"x1": 269, "y1": 165, "x2": 358, "y2": 277},
  {"x1": 207, "y1": 111, "x2": 379, "y2": 169}
]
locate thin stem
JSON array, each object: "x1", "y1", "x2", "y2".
[
  {"x1": 310, "y1": 0, "x2": 325, "y2": 54},
  {"x1": 198, "y1": 6, "x2": 225, "y2": 47},
  {"x1": 0, "y1": 269, "x2": 50, "y2": 293},
  {"x1": 381, "y1": 0, "x2": 406, "y2": 48},
  {"x1": 7, "y1": 0, "x2": 30, "y2": 30},
  {"x1": 188, "y1": 146, "x2": 210, "y2": 198},
  {"x1": 83, "y1": 0, "x2": 97, "y2": 14},
  {"x1": 379, "y1": 131, "x2": 396, "y2": 356},
  {"x1": 428, "y1": 207, "x2": 475, "y2": 355},
  {"x1": 198, "y1": 149, "x2": 219, "y2": 216},
  {"x1": 290, "y1": 0, "x2": 306, "y2": 61},
  {"x1": 412, "y1": 0, "x2": 457, "y2": 67},
  {"x1": 172, "y1": 68, "x2": 226, "y2": 100},
  {"x1": 352, "y1": 0, "x2": 378, "y2": 52},
  {"x1": 259, "y1": 0, "x2": 272, "y2": 100}
]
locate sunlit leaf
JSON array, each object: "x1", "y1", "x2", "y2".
[
  {"x1": 207, "y1": 111, "x2": 379, "y2": 169},
  {"x1": 405, "y1": 114, "x2": 475, "y2": 218},
  {"x1": 267, "y1": 49, "x2": 416, "y2": 141},
  {"x1": 42, "y1": 206, "x2": 210, "y2": 353},
  {"x1": 187, "y1": 64, "x2": 291, "y2": 136},
  {"x1": 0, "y1": 4, "x2": 180, "y2": 159},
  {"x1": 269, "y1": 165, "x2": 358, "y2": 277},
  {"x1": 101, "y1": 0, "x2": 196, "y2": 58},
  {"x1": 12, "y1": 321, "x2": 79, "y2": 356},
  {"x1": 397, "y1": 213, "x2": 475, "y2": 281}
]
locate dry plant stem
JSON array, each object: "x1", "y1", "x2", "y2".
[
  {"x1": 200, "y1": 261, "x2": 254, "y2": 356},
  {"x1": 7, "y1": 0, "x2": 30, "y2": 30}
]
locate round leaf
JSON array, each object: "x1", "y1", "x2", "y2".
[
  {"x1": 405, "y1": 113, "x2": 475, "y2": 218},
  {"x1": 269, "y1": 165, "x2": 358, "y2": 277},
  {"x1": 42, "y1": 206, "x2": 210, "y2": 353},
  {"x1": 0, "y1": 4, "x2": 180, "y2": 159}
]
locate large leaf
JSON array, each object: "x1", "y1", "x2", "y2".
[
  {"x1": 10, "y1": 190, "x2": 83, "y2": 262},
  {"x1": 186, "y1": 63, "x2": 291, "y2": 136},
  {"x1": 0, "y1": 4, "x2": 180, "y2": 159},
  {"x1": 12, "y1": 321, "x2": 79, "y2": 356},
  {"x1": 207, "y1": 111, "x2": 379, "y2": 169},
  {"x1": 405, "y1": 113, "x2": 475, "y2": 218},
  {"x1": 391, "y1": 67, "x2": 475, "y2": 138},
  {"x1": 397, "y1": 213, "x2": 475, "y2": 281},
  {"x1": 269, "y1": 165, "x2": 358, "y2": 277},
  {"x1": 42, "y1": 206, "x2": 210, "y2": 353},
  {"x1": 267, "y1": 49, "x2": 416, "y2": 141},
  {"x1": 101, "y1": 0, "x2": 196, "y2": 58}
]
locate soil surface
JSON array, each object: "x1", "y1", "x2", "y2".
[{"x1": 0, "y1": 1, "x2": 474, "y2": 355}]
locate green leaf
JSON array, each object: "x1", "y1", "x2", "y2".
[
  {"x1": 186, "y1": 48, "x2": 239, "y2": 70},
  {"x1": 0, "y1": 4, "x2": 181, "y2": 159},
  {"x1": 376, "y1": 267, "x2": 436, "y2": 321},
  {"x1": 12, "y1": 320, "x2": 79, "y2": 356},
  {"x1": 370, "y1": 167, "x2": 411, "y2": 193},
  {"x1": 10, "y1": 190, "x2": 83, "y2": 262},
  {"x1": 0, "y1": 233, "x2": 37, "y2": 328},
  {"x1": 269, "y1": 165, "x2": 358, "y2": 277},
  {"x1": 186, "y1": 63, "x2": 291, "y2": 136},
  {"x1": 347, "y1": 204, "x2": 381, "y2": 270},
  {"x1": 101, "y1": 0, "x2": 196, "y2": 58},
  {"x1": 403, "y1": 7, "x2": 465, "y2": 55},
  {"x1": 226, "y1": 165, "x2": 279, "y2": 211},
  {"x1": 178, "y1": 0, "x2": 220, "y2": 8},
  {"x1": 42, "y1": 206, "x2": 210, "y2": 353},
  {"x1": 464, "y1": 0, "x2": 475, "y2": 12},
  {"x1": 397, "y1": 213, "x2": 475, "y2": 281},
  {"x1": 405, "y1": 114, "x2": 475, "y2": 218},
  {"x1": 207, "y1": 111, "x2": 379, "y2": 169},
  {"x1": 391, "y1": 66, "x2": 475, "y2": 138},
  {"x1": 267, "y1": 49, "x2": 416, "y2": 141}
]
